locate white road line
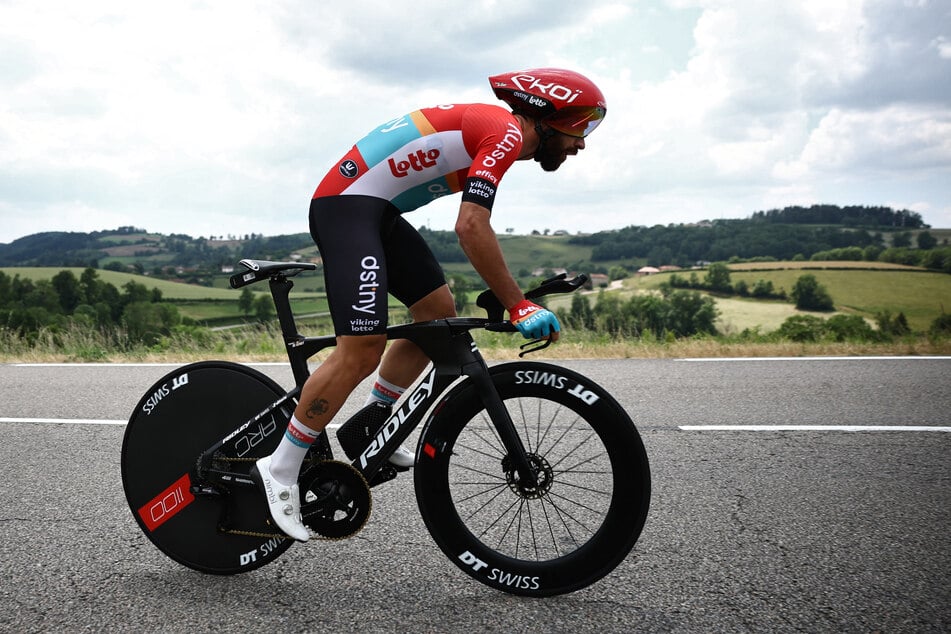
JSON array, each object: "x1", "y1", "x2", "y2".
[
  {"x1": 1, "y1": 417, "x2": 126, "y2": 426},
  {"x1": 677, "y1": 356, "x2": 951, "y2": 362},
  {"x1": 680, "y1": 425, "x2": 951, "y2": 432},
  {"x1": 0, "y1": 417, "x2": 343, "y2": 429},
  {"x1": 10, "y1": 362, "x2": 289, "y2": 367}
]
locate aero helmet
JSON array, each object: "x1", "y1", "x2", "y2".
[{"x1": 489, "y1": 68, "x2": 606, "y2": 138}]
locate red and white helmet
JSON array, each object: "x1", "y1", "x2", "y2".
[{"x1": 489, "y1": 68, "x2": 607, "y2": 138}]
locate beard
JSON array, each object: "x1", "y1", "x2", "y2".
[{"x1": 534, "y1": 140, "x2": 566, "y2": 172}]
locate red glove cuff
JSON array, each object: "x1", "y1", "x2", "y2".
[{"x1": 508, "y1": 299, "x2": 542, "y2": 322}]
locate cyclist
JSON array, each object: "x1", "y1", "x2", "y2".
[{"x1": 252, "y1": 68, "x2": 607, "y2": 541}]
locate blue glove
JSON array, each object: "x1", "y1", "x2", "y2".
[{"x1": 509, "y1": 300, "x2": 561, "y2": 340}]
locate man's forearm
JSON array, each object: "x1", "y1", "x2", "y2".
[{"x1": 455, "y1": 202, "x2": 523, "y2": 309}]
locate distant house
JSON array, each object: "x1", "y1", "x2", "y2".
[
  {"x1": 586, "y1": 273, "x2": 610, "y2": 289},
  {"x1": 659, "y1": 265, "x2": 682, "y2": 272},
  {"x1": 637, "y1": 266, "x2": 660, "y2": 276}
]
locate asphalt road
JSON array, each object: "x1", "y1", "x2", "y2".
[{"x1": 1, "y1": 357, "x2": 949, "y2": 633}]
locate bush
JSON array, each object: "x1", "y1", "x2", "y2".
[
  {"x1": 558, "y1": 289, "x2": 718, "y2": 340},
  {"x1": 776, "y1": 315, "x2": 827, "y2": 342},
  {"x1": 930, "y1": 313, "x2": 951, "y2": 337},
  {"x1": 750, "y1": 279, "x2": 775, "y2": 298},
  {"x1": 824, "y1": 314, "x2": 876, "y2": 342},
  {"x1": 791, "y1": 274, "x2": 834, "y2": 311},
  {"x1": 704, "y1": 262, "x2": 732, "y2": 293},
  {"x1": 122, "y1": 301, "x2": 182, "y2": 345},
  {"x1": 876, "y1": 311, "x2": 911, "y2": 337}
]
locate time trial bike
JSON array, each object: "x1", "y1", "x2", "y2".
[{"x1": 120, "y1": 259, "x2": 651, "y2": 597}]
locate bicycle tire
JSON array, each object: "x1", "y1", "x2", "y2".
[
  {"x1": 121, "y1": 361, "x2": 295, "y2": 574},
  {"x1": 414, "y1": 361, "x2": 650, "y2": 597}
]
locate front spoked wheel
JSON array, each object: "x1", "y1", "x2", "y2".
[{"x1": 415, "y1": 362, "x2": 650, "y2": 597}]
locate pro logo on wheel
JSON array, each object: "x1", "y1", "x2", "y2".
[{"x1": 137, "y1": 473, "x2": 195, "y2": 532}]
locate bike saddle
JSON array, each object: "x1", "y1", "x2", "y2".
[{"x1": 230, "y1": 259, "x2": 318, "y2": 288}]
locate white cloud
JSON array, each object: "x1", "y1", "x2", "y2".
[
  {"x1": 932, "y1": 36, "x2": 951, "y2": 59},
  {"x1": 776, "y1": 106, "x2": 951, "y2": 177},
  {"x1": 1, "y1": 0, "x2": 950, "y2": 245}
]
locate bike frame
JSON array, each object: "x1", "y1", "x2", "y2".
[{"x1": 197, "y1": 268, "x2": 539, "y2": 488}]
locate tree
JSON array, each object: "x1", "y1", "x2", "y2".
[
  {"x1": 122, "y1": 280, "x2": 151, "y2": 305},
  {"x1": 25, "y1": 280, "x2": 61, "y2": 313},
  {"x1": 51, "y1": 270, "x2": 82, "y2": 313},
  {"x1": 930, "y1": 313, "x2": 951, "y2": 337},
  {"x1": 448, "y1": 275, "x2": 471, "y2": 314},
  {"x1": 565, "y1": 293, "x2": 595, "y2": 330},
  {"x1": 876, "y1": 311, "x2": 911, "y2": 337},
  {"x1": 791, "y1": 274, "x2": 834, "y2": 311},
  {"x1": 253, "y1": 295, "x2": 273, "y2": 321},
  {"x1": 122, "y1": 302, "x2": 181, "y2": 345},
  {"x1": 666, "y1": 290, "x2": 718, "y2": 336},
  {"x1": 608, "y1": 265, "x2": 629, "y2": 281},
  {"x1": 917, "y1": 231, "x2": 937, "y2": 250},
  {"x1": 751, "y1": 279, "x2": 778, "y2": 298},
  {"x1": 238, "y1": 288, "x2": 255, "y2": 316},
  {"x1": 892, "y1": 232, "x2": 912, "y2": 247},
  {"x1": 704, "y1": 262, "x2": 732, "y2": 293},
  {"x1": 79, "y1": 267, "x2": 102, "y2": 304}
]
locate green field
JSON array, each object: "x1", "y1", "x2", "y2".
[
  {"x1": 0, "y1": 266, "x2": 325, "y2": 323},
  {"x1": 443, "y1": 233, "x2": 637, "y2": 277},
  {"x1": 4, "y1": 260, "x2": 950, "y2": 333},
  {"x1": 1, "y1": 267, "x2": 239, "y2": 300},
  {"x1": 624, "y1": 262, "x2": 951, "y2": 332}
]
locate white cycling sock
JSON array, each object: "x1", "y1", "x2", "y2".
[
  {"x1": 268, "y1": 414, "x2": 320, "y2": 486},
  {"x1": 365, "y1": 376, "x2": 406, "y2": 407}
]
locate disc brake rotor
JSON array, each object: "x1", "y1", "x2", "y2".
[{"x1": 299, "y1": 460, "x2": 372, "y2": 539}]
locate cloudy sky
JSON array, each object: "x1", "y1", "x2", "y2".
[{"x1": 1, "y1": 0, "x2": 949, "y2": 244}]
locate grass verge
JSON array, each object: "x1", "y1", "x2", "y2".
[{"x1": 3, "y1": 324, "x2": 949, "y2": 364}]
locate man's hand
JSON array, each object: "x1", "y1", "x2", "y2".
[{"x1": 509, "y1": 300, "x2": 561, "y2": 341}]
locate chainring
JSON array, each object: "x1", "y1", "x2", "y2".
[{"x1": 299, "y1": 460, "x2": 372, "y2": 539}]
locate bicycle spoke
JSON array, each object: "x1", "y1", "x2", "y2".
[
  {"x1": 534, "y1": 400, "x2": 566, "y2": 454},
  {"x1": 454, "y1": 439, "x2": 505, "y2": 463},
  {"x1": 446, "y1": 394, "x2": 622, "y2": 562},
  {"x1": 552, "y1": 476, "x2": 613, "y2": 496}
]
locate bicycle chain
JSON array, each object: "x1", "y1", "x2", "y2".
[
  {"x1": 211, "y1": 455, "x2": 366, "y2": 542},
  {"x1": 220, "y1": 526, "x2": 349, "y2": 542}
]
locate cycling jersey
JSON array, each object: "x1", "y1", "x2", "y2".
[{"x1": 314, "y1": 103, "x2": 523, "y2": 212}]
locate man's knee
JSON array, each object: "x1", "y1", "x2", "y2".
[
  {"x1": 410, "y1": 284, "x2": 456, "y2": 321},
  {"x1": 334, "y1": 335, "x2": 387, "y2": 379}
]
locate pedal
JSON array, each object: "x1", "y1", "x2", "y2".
[
  {"x1": 367, "y1": 463, "x2": 399, "y2": 488},
  {"x1": 336, "y1": 402, "x2": 392, "y2": 460}
]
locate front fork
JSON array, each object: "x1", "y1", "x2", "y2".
[{"x1": 464, "y1": 362, "x2": 539, "y2": 489}]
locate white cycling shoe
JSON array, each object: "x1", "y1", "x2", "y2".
[
  {"x1": 389, "y1": 444, "x2": 415, "y2": 469},
  {"x1": 252, "y1": 456, "x2": 311, "y2": 542}
]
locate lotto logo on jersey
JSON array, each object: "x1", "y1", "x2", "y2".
[{"x1": 388, "y1": 149, "x2": 440, "y2": 177}]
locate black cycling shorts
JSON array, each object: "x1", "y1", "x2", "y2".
[{"x1": 309, "y1": 195, "x2": 447, "y2": 336}]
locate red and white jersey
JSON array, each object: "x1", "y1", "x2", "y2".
[{"x1": 313, "y1": 103, "x2": 523, "y2": 212}]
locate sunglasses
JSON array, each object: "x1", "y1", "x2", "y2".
[{"x1": 544, "y1": 106, "x2": 606, "y2": 138}]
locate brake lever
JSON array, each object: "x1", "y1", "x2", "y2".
[{"x1": 518, "y1": 338, "x2": 552, "y2": 358}]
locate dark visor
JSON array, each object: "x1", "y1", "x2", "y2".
[{"x1": 544, "y1": 106, "x2": 606, "y2": 138}]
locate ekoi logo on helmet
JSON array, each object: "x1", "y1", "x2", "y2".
[{"x1": 509, "y1": 74, "x2": 585, "y2": 107}]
